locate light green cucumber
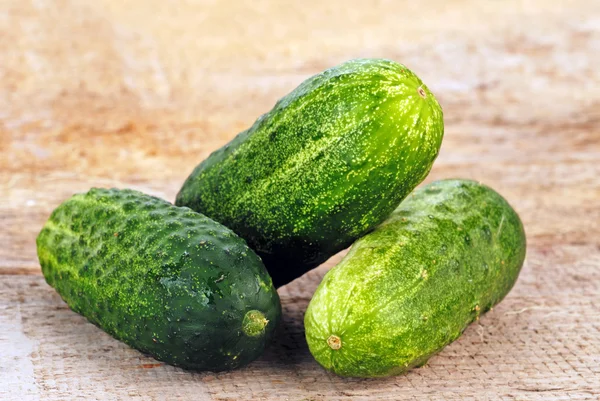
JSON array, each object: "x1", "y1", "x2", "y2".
[{"x1": 305, "y1": 179, "x2": 526, "y2": 377}]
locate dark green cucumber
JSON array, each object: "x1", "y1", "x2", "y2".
[
  {"x1": 176, "y1": 58, "x2": 444, "y2": 287},
  {"x1": 36, "y1": 188, "x2": 281, "y2": 371},
  {"x1": 304, "y1": 179, "x2": 526, "y2": 377}
]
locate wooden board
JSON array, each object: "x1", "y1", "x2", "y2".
[{"x1": 1, "y1": 0, "x2": 599, "y2": 399}]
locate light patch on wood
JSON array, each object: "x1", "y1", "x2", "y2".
[{"x1": 0, "y1": 305, "x2": 40, "y2": 400}]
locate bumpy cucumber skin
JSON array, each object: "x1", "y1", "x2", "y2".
[
  {"x1": 304, "y1": 180, "x2": 526, "y2": 377},
  {"x1": 36, "y1": 188, "x2": 281, "y2": 371},
  {"x1": 176, "y1": 58, "x2": 444, "y2": 287}
]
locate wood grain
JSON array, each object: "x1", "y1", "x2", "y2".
[{"x1": 1, "y1": 0, "x2": 599, "y2": 399}]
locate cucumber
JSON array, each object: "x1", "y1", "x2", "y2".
[
  {"x1": 176, "y1": 58, "x2": 444, "y2": 287},
  {"x1": 304, "y1": 179, "x2": 526, "y2": 377},
  {"x1": 36, "y1": 188, "x2": 281, "y2": 371}
]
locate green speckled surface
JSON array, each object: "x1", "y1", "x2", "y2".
[
  {"x1": 36, "y1": 188, "x2": 281, "y2": 371},
  {"x1": 176, "y1": 58, "x2": 444, "y2": 287},
  {"x1": 305, "y1": 180, "x2": 526, "y2": 377}
]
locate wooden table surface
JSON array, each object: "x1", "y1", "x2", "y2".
[{"x1": 1, "y1": 1, "x2": 599, "y2": 400}]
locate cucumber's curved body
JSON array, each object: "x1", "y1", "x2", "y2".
[
  {"x1": 176, "y1": 58, "x2": 444, "y2": 287},
  {"x1": 36, "y1": 188, "x2": 281, "y2": 371},
  {"x1": 305, "y1": 180, "x2": 526, "y2": 377}
]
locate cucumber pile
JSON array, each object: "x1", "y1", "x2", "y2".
[{"x1": 37, "y1": 59, "x2": 525, "y2": 376}]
